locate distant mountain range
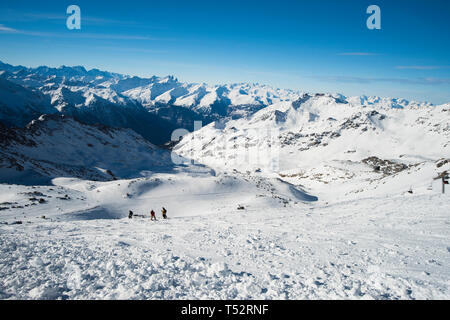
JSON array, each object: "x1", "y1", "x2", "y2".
[
  {"x1": 1, "y1": 61, "x2": 437, "y2": 146},
  {"x1": 0, "y1": 61, "x2": 303, "y2": 145},
  {"x1": 0, "y1": 60, "x2": 448, "y2": 185}
]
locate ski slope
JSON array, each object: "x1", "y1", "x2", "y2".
[{"x1": 0, "y1": 165, "x2": 449, "y2": 299}]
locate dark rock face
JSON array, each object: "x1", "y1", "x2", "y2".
[
  {"x1": 362, "y1": 157, "x2": 408, "y2": 175},
  {"x1": 436, "y1": 159, "x2": 450, "y2": 168}
]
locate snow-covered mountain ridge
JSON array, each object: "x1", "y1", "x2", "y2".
[
  {"x1": 176, "y1": 93, "x2": 449, "y2": 165},
  {"x1": 175, "y1": 93, "x2": 450, "y2": 201},
  {"x1": 0, "y1": 114, "x2": 174, "y2": 184},
  {"x1": 0, "y1": 61, "x2": 441, "y2": 146}
]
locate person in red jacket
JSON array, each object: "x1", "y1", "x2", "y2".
[{"x1": 150, "y1": 210, "x2": 157, "y2": 221}]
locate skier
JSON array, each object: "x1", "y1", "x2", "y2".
[
  {"x1": 161, "y1": 207, "x2": 168, "y2": 219},
  {"x1": 128, "y1": 210, "x2": 134, "y2": 219},
  {"x1": 150, "y1": 210, "x2": 157, "y2": 221}
]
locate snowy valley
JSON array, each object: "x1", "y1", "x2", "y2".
[{"x1": 0, "y1": 62, "x2": 449, "y2": 300}]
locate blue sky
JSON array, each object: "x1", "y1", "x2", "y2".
[{"x1": 0, "y1": 0, "x2": 449, "y2": 104}]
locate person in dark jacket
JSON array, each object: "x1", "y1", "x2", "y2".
[
  {"x1": 161, "y1": 207, "x2": 167, "y2": 219},
  {"x1": 128, "y1": 210, "x2": 134, "y2": 219},
  {"x1": 150, "y1": 210, "x2": 157, "y2": 221}
]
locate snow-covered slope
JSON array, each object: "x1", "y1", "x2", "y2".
[
  {"x1": 0, "y1": 166, "x2": 448, "y2": 299},
  {"x1": 175, "y1": 93, "x2": 450, "y2": 201},
  {"x1": 0, "y1": 115, "x2": 173, "y2": 184},
  {"x1": 0, "y1": 78, "x2": 57, "y2": 127},
  {"x1": 40, "y1": 83, "x2": 177, "y2": 145},
  {"x1": 176, "y1": 93, "x2": 449, "y2": 166}
]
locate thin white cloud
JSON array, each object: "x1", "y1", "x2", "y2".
[
  {"x1": 313, "y1": 75, "x2": 450, "y2": 85},
  {"x1": 395, "y1": 65, "x2": 449, "y2": 70},
  {"x1": 65, "y1": 33, "x2": 158, "y2": 41},
  {"x1": 0, "y1": 24, "x2": 19, "y2": 33},
  {"x1": 21, "y1": 13, "x2": 140, "y2": 26},
  {"x1": 0, "y1": 26, "x2": 160, "y2": 41},
  {"x1": 422, "y1": 77, "x2": 450, "y2": 84},
  {"x1": 338, "y1": 52, "x2": 378, "y2": 56},
  {"x1": 0, "y1": 11, "x2": 165, "y2": 29},
  {"x1": 94, "y1": 46, "x2": 168, "y2": 54}
]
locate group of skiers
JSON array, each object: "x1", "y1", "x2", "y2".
[{"x1": 128, "y1": 207, "x2": 168, "y2": 221}]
